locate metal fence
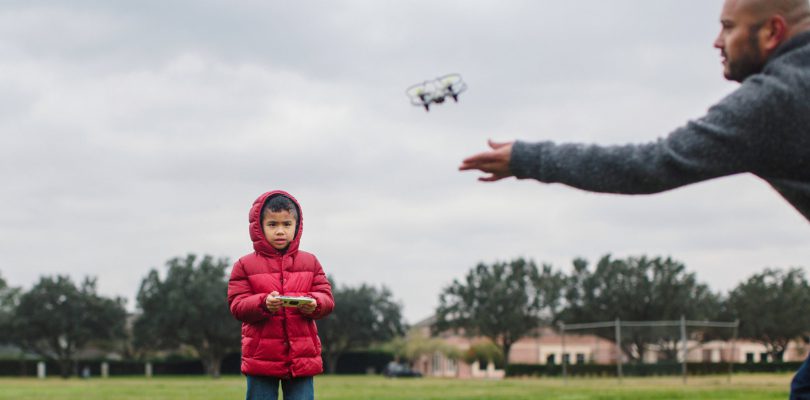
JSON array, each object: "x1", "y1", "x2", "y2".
[{"x1": 558, "y1": 316, "x2": 739, "y2": 384}]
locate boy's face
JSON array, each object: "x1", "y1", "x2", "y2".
[{"x1": 262, "y1": 210, "x2": 296, "y2": 250}]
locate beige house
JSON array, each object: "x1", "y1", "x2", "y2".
[{"x1": 410, "y1": 316, "x2": 810, "y2": 379}]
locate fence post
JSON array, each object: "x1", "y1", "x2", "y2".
[
  {"x1": 680, "y1": 315, "x2": 688, "y2": 384},
  {"x1": 145, "y1": 362, "x2": 153, "y2": 378},
  {"x1": 615, "y1": 318, "x2": 623, "y2": 383},
  {"x1": 101, "y1": 362, "x2": 109, "y2": 378},
  {"x1": 728, "y1": 319, "x2": 739, "y2": 383},
  {"x1": 37, "y1": 361, "x2": 46, "y2": 379},
  {"x1": 560, "y1": 322, "x2": 567, "y2": 384}
]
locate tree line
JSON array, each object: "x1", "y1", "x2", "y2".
[
  {"x1": 434, "y1": 256, "x2": 810, "y2": 366},
  {"x1": 0, "y1": 253, "x2": 808, "y2": 378},
  {"x1": 0, "y1": 254, "x2": 404, "y2": 378}
]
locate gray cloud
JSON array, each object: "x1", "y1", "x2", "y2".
[{"x1": 1, "y1": 0, "x2": 807, "y2": 322}]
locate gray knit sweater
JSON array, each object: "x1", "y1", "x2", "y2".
[{"x1": 510, "y1": 31, "x2": 810, "y2": 222}]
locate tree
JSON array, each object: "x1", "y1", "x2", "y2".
[
  {"x1": 10, "y1": 275, "x2": 127, "y2": 378},
  {"x1": 726, "y1": 268, "x2": 810, "y2": 361},
  {"x1": 133, "y1": 254, "x2": 240, "y2": 378},
  {"x1": 561, "y1": 255, "x2": 722, "y2": 362},
  {"x1": 382, "y1": 328, "x2": 460, "y2": 365},
  {"x1": 0, "y1": 273, "x2": 21, "y2": 345},
  {"x1": 463, "y1": 339, "x2": 504, "y2": 369},
  {"x1": 316, "y1": 279, "x2": 406, "y2": 374},
  {"x1": 433, "y1": 258, "x2": 564, "y2": 366}
]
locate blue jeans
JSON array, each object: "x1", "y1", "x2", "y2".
[
  {"x1": 793, "y1": 353, "x2": 810, "y2": 399},
  {"x1": 246, "y1": 375, "x2": 314, "y2": 400}
]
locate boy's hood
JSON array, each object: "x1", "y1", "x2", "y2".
[{"x1": 249, "y1": 190, "x2": 303, "y2": 257}]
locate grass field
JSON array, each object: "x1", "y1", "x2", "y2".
[{"x1": 0, "y1": 374, "x2": 793, "y2": 399}]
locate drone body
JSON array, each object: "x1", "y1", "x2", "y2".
[{"x1": 406, "y1": 73, "x2": 467, "y2": 111}]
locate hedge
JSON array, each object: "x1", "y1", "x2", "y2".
[
  {"x1": 0, "y1": 350, "x2": 393, "y2": 377},
  {"x1": 323, "y1": 351, "x2": 394, "y2": 374},
  {"x1": 506, "y1": 361, "x2": 806, "y2": 377},
  {"x1": 3, "y1": 358, "x2": 801, "y2": 377}
]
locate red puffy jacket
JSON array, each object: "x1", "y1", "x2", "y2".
[{"x1": 227, "y1": 190, "x2": 334, "y2": 378}]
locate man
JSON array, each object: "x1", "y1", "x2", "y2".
[{"x1": 459, "y1": 0, "x2": 810, "y2": 397}]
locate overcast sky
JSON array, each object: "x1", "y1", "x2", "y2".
[{"x1": 1, "y1": 0, "x2": 808, "y2": 323}]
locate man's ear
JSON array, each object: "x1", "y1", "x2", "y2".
[{"x1": 763, "y1": 15, "x2": 788, "y2": 52}]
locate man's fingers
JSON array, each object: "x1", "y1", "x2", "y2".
[
  {"x1": 487, "y1": 139, "x2": 510, "y2": 150},
  {"x1": 463, "y1": 160, "x2": 502, "y2": 173},
  {"x1": 462, "y1": 142, "x2": 512, "y2": 169},
  {"x1": 461, "y1": 151, "x2": 498, "y2": 166},
  {"x1": 460, "y1": 153, "x2": 503, "y2": 171},
  {"x1": 478, "y1": 174, "x2": 506, "y2": 182},
  {"x1": 459, "y1": 162, "x2": 482, "y2": 171}
]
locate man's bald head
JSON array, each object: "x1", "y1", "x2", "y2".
[{"x1": 739, "y1": 0, "x2": 810, "y2": 26}]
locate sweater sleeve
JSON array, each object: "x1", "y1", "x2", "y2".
[
  {"x1": 306, "y1": 257, "x2": 334, "y2": 320},
  {"x1": 509, "y1": 72, "x2": 790, "y2": 194},
  {"x1": 227, "y1": 259, "x2": 272, "y2": 323}
]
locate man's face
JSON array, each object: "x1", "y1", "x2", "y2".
[
  {"x1": 262, "y1": 210, "x2": 296, "y2": 250},
  {"x1": 714, "y1": 0, "x2": 768, "y2": 82}
]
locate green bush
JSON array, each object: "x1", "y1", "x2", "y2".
[
  {"x1": 323, "y1": 350, "x2": 394, "y2": 374},
  {"x1": 506, "y1": 361, "x2": 806, "y2": 377}
]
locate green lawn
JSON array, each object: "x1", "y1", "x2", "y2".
[{"x1": 0, "y1": 374, "x2": 793, "y2": 399}]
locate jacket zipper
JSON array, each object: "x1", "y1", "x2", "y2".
[{"x1": 280, "y1": 254, "x2": 293, "y2": 378}]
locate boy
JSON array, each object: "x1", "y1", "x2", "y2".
[{"x1": 228, "y1": 190, "x2": 334, "y2": 400}]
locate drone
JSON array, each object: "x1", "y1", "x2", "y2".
[{"x1": 406, "y1": 73, "x2": 467, "y2": 112}]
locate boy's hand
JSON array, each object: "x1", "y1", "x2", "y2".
[
  {"x1": 265, "y1": 291, "x2": 282, "y2": 313},
  {"x1": 299, "y1": 298, "x2": 317, "y2": 315}
]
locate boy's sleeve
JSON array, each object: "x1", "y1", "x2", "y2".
[
  {"x1": 227, "y1": 259, "x2": 272, "y2": 323},
  {"x1": 306, "y1": 256, "x2": 334, "y2": 320}
]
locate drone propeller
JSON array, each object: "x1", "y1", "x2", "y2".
[
  {"x1": 438, "y1": 73, "x2": 467, "y2": 99},
  {"x1": 438, "y1": 73, "x2": 462, "y2": 86}
]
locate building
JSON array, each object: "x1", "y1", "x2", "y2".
[{"x1": 409, "y1": 316, "x2": 810, "y2": 379}]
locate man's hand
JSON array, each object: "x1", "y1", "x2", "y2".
[
  {"x1": 299, "y1": 298, "x2": 318, "y2": 315},
  {"x1": 459, "y1": 139, "x2": 514, "y2": 182},
  {"x1": 265, "y1": 291, "x2": 282, "y2": 313}
]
